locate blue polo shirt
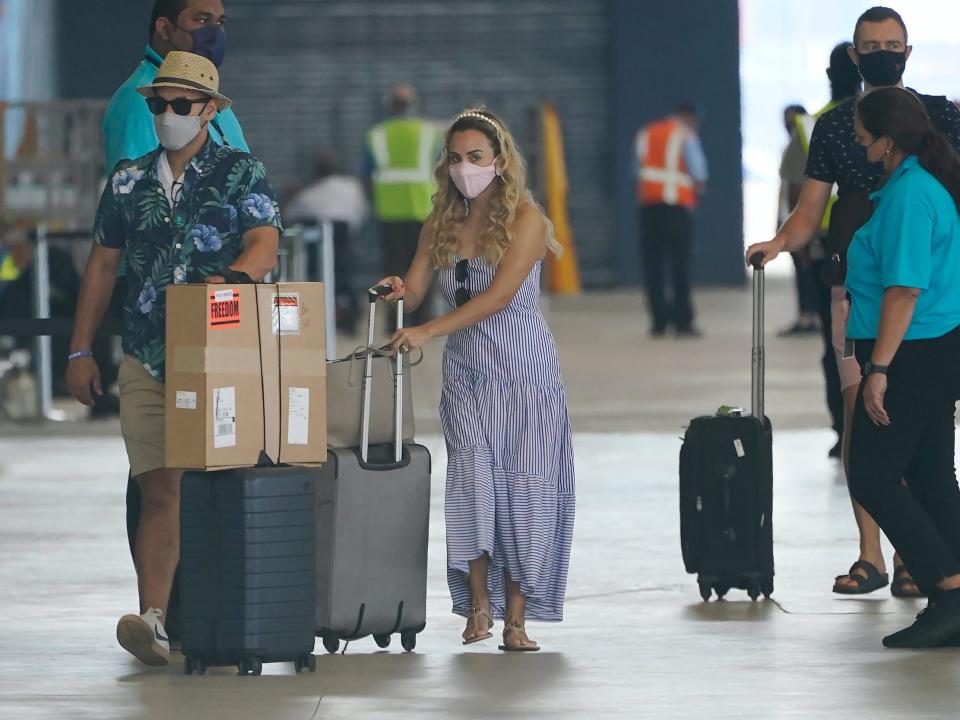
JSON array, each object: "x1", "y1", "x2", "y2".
[
  {"x1": 847, "y1": 154, "x2": 960, "y2": 340},
  {"x1": 102, "y1": 46, "x2": 249, "y2": 172}
]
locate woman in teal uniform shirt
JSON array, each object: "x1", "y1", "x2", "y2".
[{"x1": 847, "y1": 87, "x2": 960, "y2": 649}]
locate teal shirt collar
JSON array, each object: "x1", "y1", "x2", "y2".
[
  {"x1": 144, "y1": 45, "x2": 163, "y2": 68},
  {"x1": 870, "y1": 154, "x2": 919, "y2": 201}
]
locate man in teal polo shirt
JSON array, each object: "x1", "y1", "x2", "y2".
[{"x1": 103, "y1": 0, "x2": 248, "y2": 172}]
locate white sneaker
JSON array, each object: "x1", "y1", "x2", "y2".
[{"x1": 117, "y1": 608, "x2": 170, "y2": 666}]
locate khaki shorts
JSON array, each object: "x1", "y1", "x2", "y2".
[{"x1": 119, "y1": 355, "x2": 165, "y2": 477}]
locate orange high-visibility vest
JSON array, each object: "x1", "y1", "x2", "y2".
[{"x1": 636, "y1": 119, "x2": 696, "y2": 208}]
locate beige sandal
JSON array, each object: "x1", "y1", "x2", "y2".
[
  {"x1": 462, "y1": 606, "x2": 493, "y2": 645},
  {"x1": 498, "y1": 621, "x2": 540, "y2": 652}
]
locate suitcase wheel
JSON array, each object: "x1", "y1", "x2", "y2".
[
  {"x1": 295, "y1": 654, "x2": 317, "y2": 673},
  {"x1": 373, "y1": 634, "x2": 391, "y2": 649},
  {"x1": 716, "y1": 585, "x2": 729, "y2": 600},
  {"x1": 698, "y1": 582, "x2": 712, "y2": 602},
  {"x1": 748, "y1": 586, "x2": 760, "y2": 602},
  {"x1": 400, "y1": 630, "x2": 417, "y2": 653},
  {"x1": 762, "y1": 580, "x2": 774, "y2": 599},
  {"x1": 238, "y1": 657, "x2": 263, "y2": 676},
  {"x1": 322, "y1": 634, "x2": 340, "y2": 654}
]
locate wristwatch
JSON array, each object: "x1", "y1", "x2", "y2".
[{"x1": 863, "y1": 361, "x2": 889, "y2": 376}]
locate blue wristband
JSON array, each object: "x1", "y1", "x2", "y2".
[{"x1": 68, "y1": 350, "x2": 93, "y2": 361}]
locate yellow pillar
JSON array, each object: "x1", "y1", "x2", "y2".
[{"x1": 541, "y1": 103, "x2": 582, "y2": 295}]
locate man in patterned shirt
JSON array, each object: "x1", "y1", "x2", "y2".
[
  {"x1": 66, "y1": 52, "x2": 281, "y2": 667},
  {"x1": 747, "y1": 6, "x2": 960, "y2": 600}
]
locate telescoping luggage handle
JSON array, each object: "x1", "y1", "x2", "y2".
[
  {"x1": 749, "y1": 252, "x2": 765, "y2": 420},
  {"x1": 361, "y1": 285, "x2": 405, "y2": 464}
]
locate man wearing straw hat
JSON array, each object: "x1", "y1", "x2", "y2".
[
  {"x1": 104, "y1": 0, "x2": 250, "y2": 648},
  {"x1": 66, "y1": 51, "x2": 281, "y2": 667}
]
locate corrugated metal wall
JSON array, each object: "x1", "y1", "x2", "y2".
[{"x1": 224, "y1": 0, "x2": 613, "y2": 285}]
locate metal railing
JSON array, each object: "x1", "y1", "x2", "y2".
[
  {"x1": 1, "y1": 100, "x2": 107, "y2": 228},
  {"x1": 275, "y1": 220, "x2": 337, "y2": 359},
  {"x1": 0, "y1": 222, "x2": 336, "y2": 421}
]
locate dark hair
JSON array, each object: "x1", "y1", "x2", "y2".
[
  {"x1": 784, "y1": 104, "x2": 807, "y2": 116},
  {"x1": 856, "y1": 87, "x2": 960, "y2": 213},
  {"x1": 149, "y1": 0, "x2": 189, "y2": 41},
  {"x1": 827, "y1": 41, "x2": 861, "y2": 101},
  {"x1": 674, "y1": 103, "x2": 698, "y2": 118},
  {"x1": 448, "y1": 110, "x2": 502, "y2": 155},
  {"x1": 854, "y1": 6, "x2": 908, "y2": 48},
  {"x1": 312, "y1": 150, "x2": 341, "y2": 180}
]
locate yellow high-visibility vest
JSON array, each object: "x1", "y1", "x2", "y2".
[
  {"x1": 795, "y1": 99, "x2": 843, "y2": 231},
  {"x1": 0, "y1": 255, "x2": 19, "y2": 282},
  {"x1": 368, "y1": 118, "x2": 439, "y2": 222}
]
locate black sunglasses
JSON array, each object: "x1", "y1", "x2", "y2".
[
  {"x1": 146, "y1": 96, "x2": 210, "y2": 116},
  {"x1": 455, "y1": 259, "x2": 470, "y2": 308}
]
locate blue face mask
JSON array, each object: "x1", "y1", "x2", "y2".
[{"x1": 186, "y1": 25, "x2": 226, "y2": 67}]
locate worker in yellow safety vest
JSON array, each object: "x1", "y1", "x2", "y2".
[
  {"x1": 365, "y1": 84, "x2": 441, "y2": 326},
  {"x1": 635, "y1": 103, "x2": 708, "y2": 338}
]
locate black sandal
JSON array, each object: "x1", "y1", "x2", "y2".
[
  {"x1": 891, "y1": 564, "x2": 925, "y2": 599},
  {"x1": 833, "y1": 560, "x2": 889, "y2": 595}
]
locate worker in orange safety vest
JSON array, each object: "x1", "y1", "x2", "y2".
[{"x1": 635, "y1": 103, "x2": 708, "y2": 337}]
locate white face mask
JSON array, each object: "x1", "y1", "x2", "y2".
[
  {"x1": 449, "y1": 160, "x2": 499, "y2": 199},
  {"x1": 155, "y1": 113, "x2": 203, "y2": 151}
]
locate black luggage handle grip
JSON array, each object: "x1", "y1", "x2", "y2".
[{"x1": 368, "y1": 284, "x2": 394, "y2": 301}]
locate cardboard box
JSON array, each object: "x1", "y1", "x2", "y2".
[{"x1": 165, "y1": 283, "x2": 327, "y2": 470}]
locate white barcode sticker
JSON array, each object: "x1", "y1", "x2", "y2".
[
  {"x1": 287, "y1": 387, "x2": 309, "y2": 445},
  {"x1": 175, "y1": 391, "x2": 197, "y2": 410},
  {"x1": 214, "y1": 288, "x2": 234, "y2": 302},
  {"x1": 272, "y1": 293, "x2": 301, "y2": 335},
  {"x1": 212, "y1": 387, "x2": 236, "y2": 449},
  {"x1": 733, "y1": 438, "x2": 745, "y2": 458}
]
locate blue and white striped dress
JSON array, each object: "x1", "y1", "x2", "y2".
[{"x1": 439, "y1": 254, "x2": 575, "y2": 622}]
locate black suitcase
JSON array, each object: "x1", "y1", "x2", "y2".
[
  {"x1": 180, "y1": 466, "x2": 318, "y2": 675},
  {"x1": 679, "y1": 255, "x2": 774, "y2": 601},
  {"x1": 316, "y1": 292, "x2": 430, "y2": 654}
]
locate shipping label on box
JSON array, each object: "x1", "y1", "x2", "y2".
[
  {"x1": 212, "y1": 386, "x2": 237, "y2": 449},
  {"x1": 273, "y1": 293, "x2": 301, "y2": 335},
  {"x1": 287, "y1": 387, "x2": 309, "y2": 445},
  {"x1": 209, "y1": 289, "x2": 241, "y2": 328}
]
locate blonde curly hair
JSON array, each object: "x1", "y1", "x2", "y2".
[{"x1": 426, "y1": 108, "x2": 561, "y2": 269}]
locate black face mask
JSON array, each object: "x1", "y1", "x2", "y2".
[{"x1": 857, "y1": 50, "x2": 907, "y2": 87}]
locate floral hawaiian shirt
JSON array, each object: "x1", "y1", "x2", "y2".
[{"x1": 93, "y1": 137, "x2": 282, "y2": 381}]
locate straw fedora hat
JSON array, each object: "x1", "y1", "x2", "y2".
[{"x1": 137, "y1": 51, "x2": 232, "y2": 111}]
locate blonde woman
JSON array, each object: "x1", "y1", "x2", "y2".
[{"x1": 376, "y1": 109, "x2": 575, "y2": 651}]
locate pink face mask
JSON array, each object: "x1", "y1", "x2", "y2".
[{"x1": 449, "y1": 160, "x2": 498, "y2": 199}]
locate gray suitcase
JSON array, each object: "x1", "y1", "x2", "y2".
[{"x1": 315, "y1": 292, "x2": 431, "y2": 653}]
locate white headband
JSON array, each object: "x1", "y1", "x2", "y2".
[{"x1": 453, "y1": 111, "x2": 502, "y2": 134}]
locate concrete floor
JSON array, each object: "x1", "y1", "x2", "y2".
[{"x1": 1, "y1": 280, "x2": 956, "y2": 719}]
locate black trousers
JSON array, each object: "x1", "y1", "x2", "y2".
[
  {"x1": 849, "y1": 326, "x2": 960, "y2": 594},
  {"x1": 640, "y1": 204, "x2": 694, "y2": 331},
  {"x1": 381, "y1": 220, "x2": 430, "y2": 328},
  {"x1": 790, "y1": 249, "x2": 819, "y2": 315},
  {"x1": 812, "y1": 257, "x2": 844, "y2": 437}
]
